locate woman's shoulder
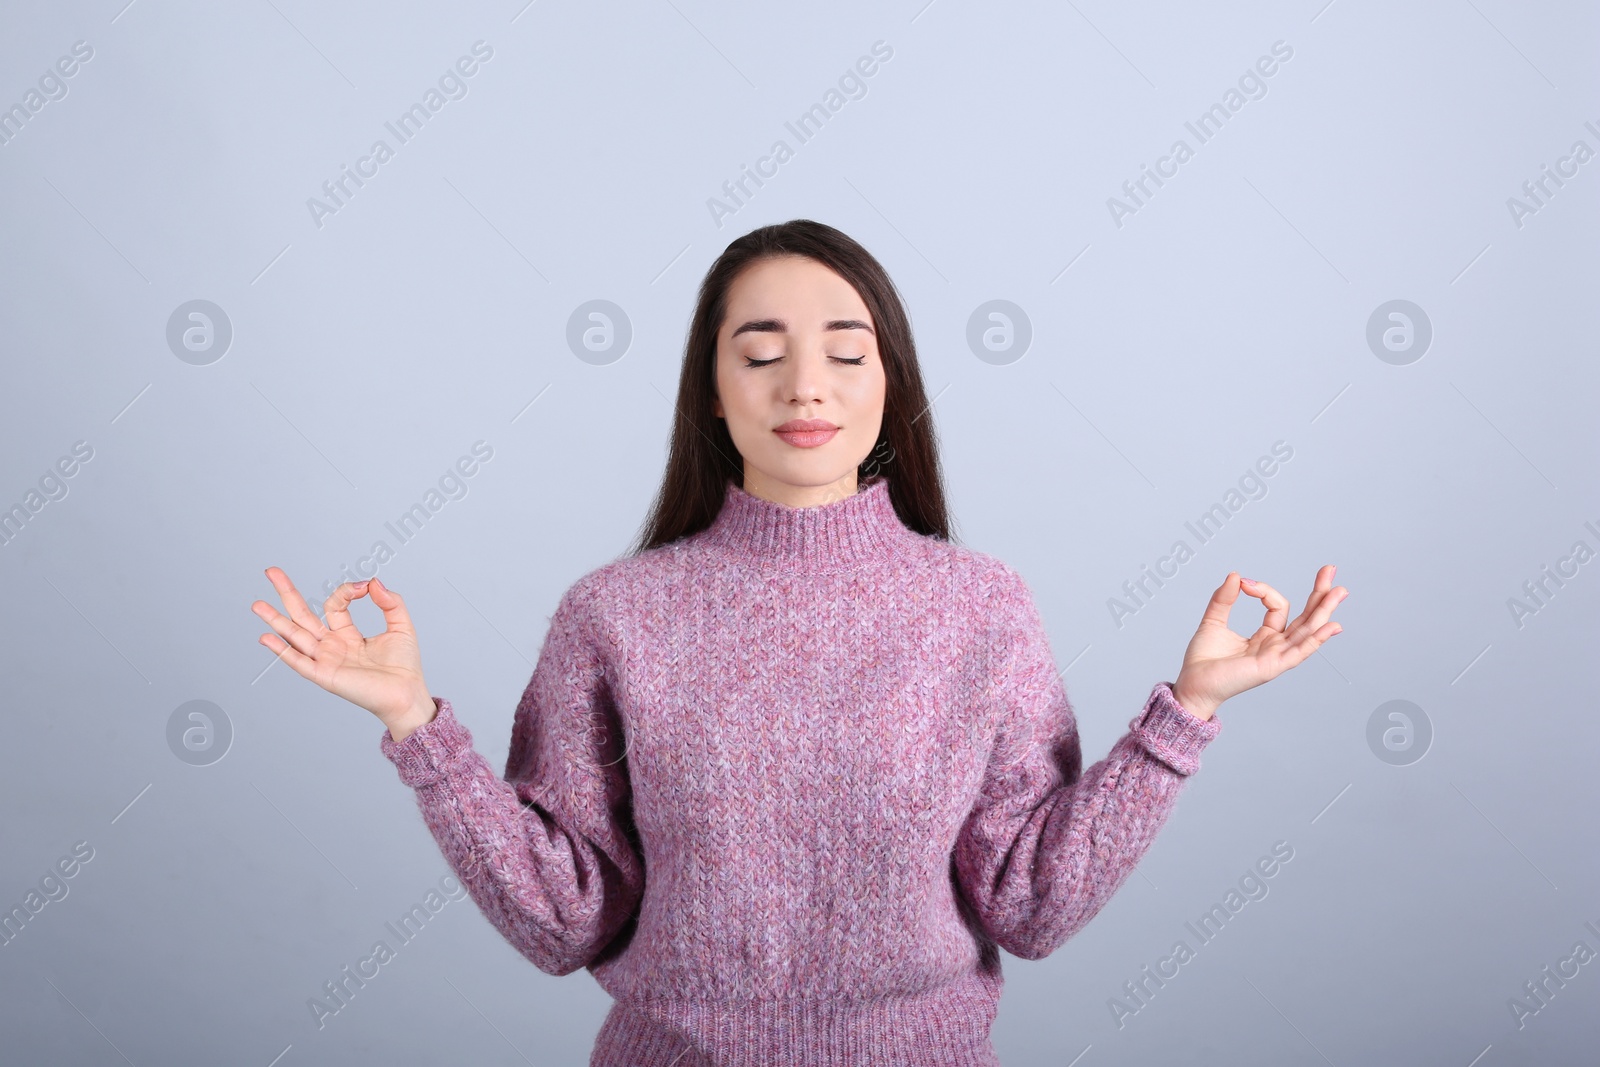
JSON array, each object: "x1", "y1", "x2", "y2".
[
  {"x1": 911, "y1": 534, "x2": 1032, "y2": 596},
  {"x1": 550, "y1": 539, "x2": 699, "y2": 616}
]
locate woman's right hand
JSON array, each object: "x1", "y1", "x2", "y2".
[{"x1": 251, "y1": 567, "x2": 437, "y2": 741}]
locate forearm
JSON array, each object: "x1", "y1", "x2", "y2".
[
  {"x1": 957, "y1": 683, "x2": 1221, "y2": 960},
  {"x1": 965, "y1": 733, "x2": 1190, "y2": 959},
  {"x1": 382, "y1": 699, "x2": 643, "y2": 975}
]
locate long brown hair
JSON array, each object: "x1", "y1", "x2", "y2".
[{"x1": 627, "y1": 219, "x2": 955, "y2": 556}]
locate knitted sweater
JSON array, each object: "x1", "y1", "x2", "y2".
[{"x1": 379, "y1": 475, "x2": 1222, "y2": 1066}]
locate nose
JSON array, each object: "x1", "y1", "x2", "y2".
[{"x1": 780, "y1": 342, "x2": 828, "y2": 406}]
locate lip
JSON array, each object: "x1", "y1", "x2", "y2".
[
  {"x1": 774, "y1": 418, "x2": 839, "y2": 449},
  {"x1": 775, "y1": 419, "x2": 838, "y2": 432}
]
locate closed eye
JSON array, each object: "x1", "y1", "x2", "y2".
[{"x1": 744, "y1": 355, "x2": 867, "y2": 368}]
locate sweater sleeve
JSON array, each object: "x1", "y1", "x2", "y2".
[
  {"x1": 951, "y1": 569, "x2": 1221, "y2": 961},
  {"x1": 378, "y1": 581, "x2": 644, "y2": 977}
]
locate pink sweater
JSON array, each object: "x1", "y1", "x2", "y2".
[{"x1": 380, "y1": 475, "x2": 1222, "y2": 1066}]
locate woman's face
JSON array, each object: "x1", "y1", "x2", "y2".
[{"x1": 712, "y1": 255, "x2": 888, "y2": 507}]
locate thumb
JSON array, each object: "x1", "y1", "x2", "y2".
[{"x1": 1198, "y1": 572, "x2": 1243, "y2": 628}]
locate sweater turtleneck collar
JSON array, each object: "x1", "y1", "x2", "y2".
[{"x1": 698, "y1": 475, "x2": 913, "y2": 570}]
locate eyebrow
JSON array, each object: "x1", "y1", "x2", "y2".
[{"x1": 729, "y1": 318, "x2": 875, "y2": 338}]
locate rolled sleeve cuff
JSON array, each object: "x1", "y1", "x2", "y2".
[
  {"x1": 379, "y1": 697, "x2": 474, "y2": 788},
  {"x1": 1131, "y1": 682, "x2": 1222, "y2": 777}
]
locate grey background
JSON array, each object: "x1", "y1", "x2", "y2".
[{"x1": 2, "y1": 1, "x2": 1596, "y2": 1064}]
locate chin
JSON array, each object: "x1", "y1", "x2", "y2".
[{"x1": 753, "y1": 456, "x2": 858, "y2": 489}]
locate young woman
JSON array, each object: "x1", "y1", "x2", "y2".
[{"x1": 251, "y1": 219, "x2": 1346, "y2": 1067}]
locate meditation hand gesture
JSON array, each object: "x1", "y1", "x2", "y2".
[
  {"x1": 1169, "y1": 566, "x2": 1347, "y2": 721},
  {"x1": 250, "y1": 568, "x2": 437, "y2": 741}
]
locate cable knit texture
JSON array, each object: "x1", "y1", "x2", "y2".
[{"x1": 379, "y1": 475, "x2": 1222, "y2": 1066}]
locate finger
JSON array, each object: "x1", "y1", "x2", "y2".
[
  {"x1": 368, "y1": 577, "x2": 417, "y2": 636},
  {"x1": 324, "y1": 580, "x2": 371, "y2": 633},
  {"x1": 1314, "y1": 564, "x2": 1336, "y2": 594},
  {"x1": 265, "y1": 567, "x2": 328, "y2": 638},
  {"x1": 1242, "y1": 577, "x2": 1290, "y2": 633},
  {"x1": 1198, "y1": 572, "x2": 1245, "y2": 628},
  {"x1": 1291, "y1": 582, "x2": 1348, "y2": 639},
  {"x1": 1285, "y1": 564, "x2": 1339, "y2": 634},
  {"x1": 259, "y1": 631, "x2": 320, "y2": 681},
  {"x1": 1279, "y1": 620, "x2": 1343, "y2": 670},
  {"x1": 251, "y1": 598, "x2": 322, "y2": 657}
]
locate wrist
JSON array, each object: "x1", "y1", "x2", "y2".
[
  {"x1": 386, "y1": 696, "x2": 438, "y2": 743},
  {"x1": 1168, "y1": 682, "x2": 1216, "y2": 721}
]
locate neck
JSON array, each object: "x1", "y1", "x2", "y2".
[
  {"x1": 739, "y1": 469, "x2": 859, "y2": 509},
  {"x1": 699, "y1": 474, "x2": 909, "y2": 571}
]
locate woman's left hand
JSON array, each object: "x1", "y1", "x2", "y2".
[{"x1": 1169, "y1": 566, "x2": 1347, "y2": 720}]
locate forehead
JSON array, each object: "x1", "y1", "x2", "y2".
[{"x1": 722, "y1": 256, "x2": 871, "y2": 322}]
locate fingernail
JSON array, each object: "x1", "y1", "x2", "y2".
[{"x1": 1241, "y1": 577, "x2": 1256, "y2": 585}]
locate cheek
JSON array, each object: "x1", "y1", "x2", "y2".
[
  {"x1": 715, "y1": 374, "x2": 765, "y2": 433},
  {"x1": 846, "y1": 364, "x2": 887, "y2": 408}
]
